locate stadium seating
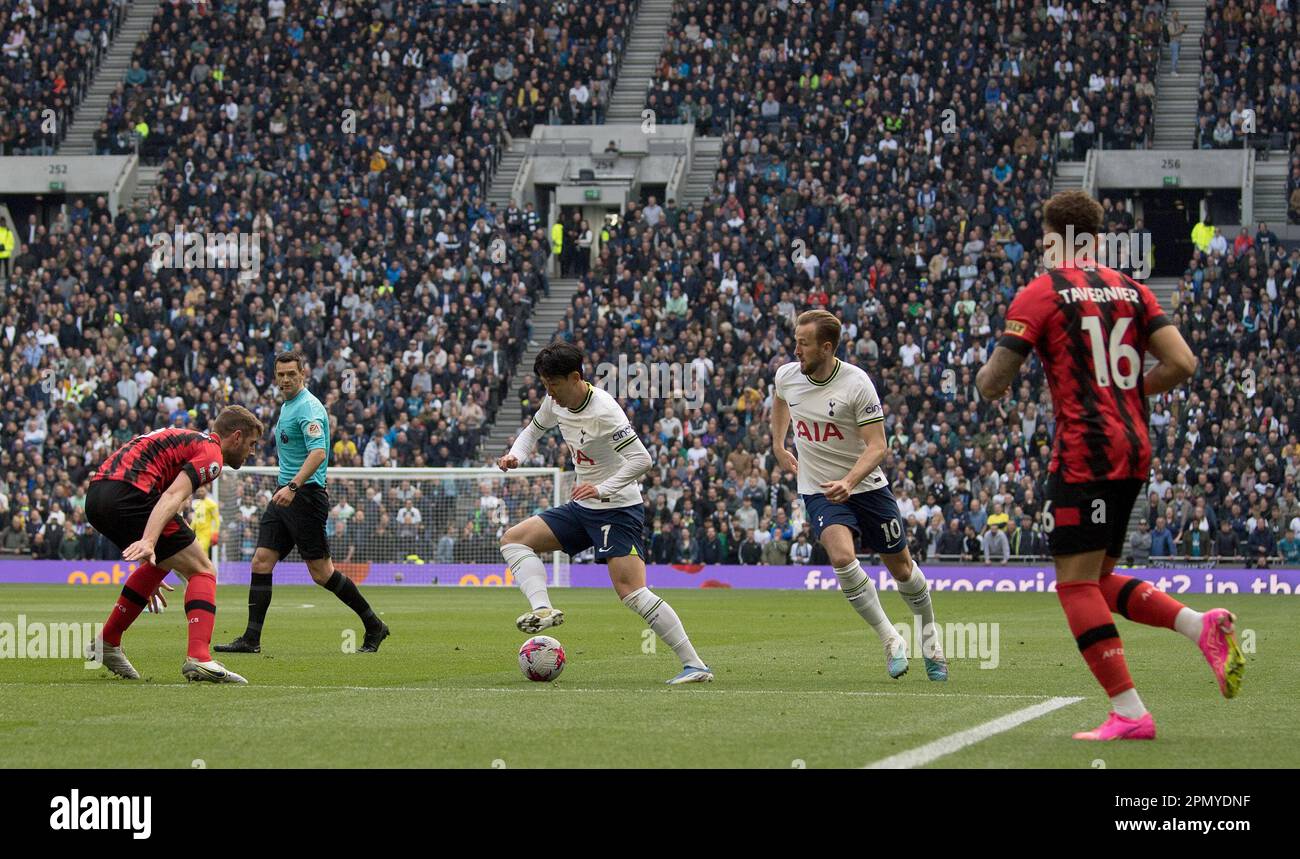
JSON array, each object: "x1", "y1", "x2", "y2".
[
  {"x1": 0, "y1": 0, "x2": 1297, "y2": 569},
  {"x1": 649, "y1": 0, "x2": 1162, "y2": 156},
  {"x1": 1196, "y1": 0, "x2": 1298, "y2": 154},
  {"x1": 0, "y1": 0, "x2": 128, "y2": 155}
]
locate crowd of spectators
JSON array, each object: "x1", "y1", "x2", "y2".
[
  {"x1": 1196, "y1": 0, "x2": 1298, "y2": 153},
  {"x1": 91, "y1": 0, "x2": 634, "y2": 159},
  {"x1": 1, "y1": 0, "x2": 645, "y2": 560},
  {"x1": 0, "y1": 0, "x2": 126, "y2": 155},
  {"x1": 646, "y1": 0, "x2": 1162, "y2": 158},
  {"x1": 496, "y1": 0, "x2": 1300, "y2": 569},
  {"x1": 3, "y1": 0, "x2": 1299, "y2": 569}
]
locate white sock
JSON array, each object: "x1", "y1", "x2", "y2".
[
  {"x1": 1110, "y1": 688, "x2": 1147, "y2": 719},
  {"x1": 834, "y1": 560, "x2": 897, "y2": 643},
  {"x1": 1174, "y1": 607, "x2": 1203, "y2": 643},
  {"x1": 501, "y1": 543, "x2": 551, "y2": 611},
  {"x1": 622, "y1": 587, "x2": 703, "y2": 667},
  {"x1": 896, "y1": 562, "x2": 941, "y2": 657}
]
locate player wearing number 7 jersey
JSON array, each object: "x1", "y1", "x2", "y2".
[
  {"x1": 977, "y1": 190, "x2": 1245, "y2": 741},
  {"x1": 495, "y1": 343, "x2": 712, "y2": 685}
]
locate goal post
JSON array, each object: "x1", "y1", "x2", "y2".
[{"x1": 210, "y1": 466, "x2": 574, "y2": 586}]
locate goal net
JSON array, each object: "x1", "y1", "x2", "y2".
[{"x1": 210, "y1": 467, "x2": 574, "y2": 586}]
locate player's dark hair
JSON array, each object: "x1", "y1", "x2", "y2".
[
  {"x1": 533, "y1": 342, "x2": 584, "y2": 380},
  {"x1": 795, "y1": 309, "x2": 841, "y2": 351},
  {"x1": 274, "y1": 350, "x2": 306, "y2": 371},
  {"x1": 1044, "y1": 190, "x2": 1104, "y2": 237},
  {"x1": 213, "y1": 405, "x2": 264, "y2": 438}
]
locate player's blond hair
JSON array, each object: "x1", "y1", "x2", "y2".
[{"x1": 795, "y1": 309, "x2": 841, "y2": 352}]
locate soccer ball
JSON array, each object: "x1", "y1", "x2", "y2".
[{"x1": 518, "y1": 635, "x2": 566, "y2": 682}]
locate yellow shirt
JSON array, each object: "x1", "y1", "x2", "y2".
[
  {"x1": 1191, "y1": 222, "x2": 1214, "y2": 252},
  {"x1": 986, "y1": 512, "x2": 1010, "y2": 530},
  {"x1": 192, "y1": 497, "x2": 220, "y2": 549}
]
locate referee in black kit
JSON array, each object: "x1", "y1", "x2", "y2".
[{"x1": 216, "y1": 351, "x2": 390, "y2": 654}]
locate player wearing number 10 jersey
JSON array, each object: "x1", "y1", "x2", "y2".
[
  {"x1": 977, "y1": 190, "x2": 1245, "y2": 741},
  {"x1": 772, "y1": 310, "x2": 947, "y2": 682}
]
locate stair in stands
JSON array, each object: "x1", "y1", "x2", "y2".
[
  {"x1": 605, "y1": 0, "x2": 676, "y2": 123},
  {"x1": 486, "y1": 139, "x2": 529, "y2": 208},
  {"x1": 1051, "y1": 159, "x2": 1085, "y2": 195},
  {"x1": 58, "y1": 1, "x2": 159, "y2": 156},
  {"x1": 1152, "y1": 0, "x2": 1207, "y2": 150},
  {"x1": 477, "y1": 278, "x2": 584, "y2": 462},
  {"x1": 1252, "y1": 159, "x2": 1290, "y2": 225},
  {"x1": 677, "y1": 136, "x2": 722, "y2": 209}
]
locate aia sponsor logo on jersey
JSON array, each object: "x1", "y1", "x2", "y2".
[
  {"x1": 574, "y1": 448, "x2": 596, "y2": 465},
  {"x1": 795, "y1": 421, "x2": 845, "y2": 442}
]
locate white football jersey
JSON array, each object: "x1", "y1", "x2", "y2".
[
  {"x1": 531, "y1": 383, "x2": 645, "y2": 509},
  {"x1": 774, "y1": 358, "x2": 889, "y2": 496}
]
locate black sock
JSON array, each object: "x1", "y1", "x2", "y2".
[
  {"x1": 245, "y1": 572, "x2": 273, "y2": 643},
  {"x1": 323, "y1": 570, "x2": 378, "y2": 630}
]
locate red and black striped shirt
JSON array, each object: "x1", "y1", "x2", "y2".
[
  {"x1": 91, "y1": 428, "x2": 224, "y2": 496},
  {"x1": 999, "y1": 263, "x2": 1171, "y2": 483}
]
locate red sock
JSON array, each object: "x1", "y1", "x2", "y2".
[
  {"x1": 1099, "y1": 572, "x2": 1184, "y2": 630},
  {"x1": 101, "y1": 563, "x2": 170, "y2": 646},
  {"x1": 1057, "y1": 580, "x2": 1135, "y2": 697},
  {"x1": 184, "y1": 572, "x2": 218, "y2": 661}
]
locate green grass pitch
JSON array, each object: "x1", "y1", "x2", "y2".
[{"x1": 0, "y1": 584, "x2": 1295, "y2": 768}]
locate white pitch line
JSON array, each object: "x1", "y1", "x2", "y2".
[
  {"x1": 0, "y1": 681, "x2": 1052, "y2": 700},
  {"x1": 864, "y1": 696, "x2": 1084, "y2": 769}
]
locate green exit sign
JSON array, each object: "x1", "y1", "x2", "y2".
[
  {"x1": 48, "y1": 181, "x2": 65, "y2": 191},
  {"x1": 584, "y1": 188, "x2": 601, "y2": 200},
  {"x1": 1163, "y1": 176, "x2": 1179, "y2": 187}
]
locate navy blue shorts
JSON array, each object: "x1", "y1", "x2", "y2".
[
  {"x1": 539, "y1": 501, "x2": 646, "y2": 563},
  {"x1": 803, "y1": 485, "x2": 907, "y2": 555}
]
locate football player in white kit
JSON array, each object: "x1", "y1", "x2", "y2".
[
  {"x1": 496, "y1": 343, "x2": 713, "y2": 684},
  {"x1": 772, "y1": 310, "x2": 947, "y2": 680}
]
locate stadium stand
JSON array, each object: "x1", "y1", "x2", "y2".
[
  {"x1": 0, "y1": 0, "x2": 129, "y2": 155},
  {"x1": 647, "y1": 0, "x2": 1163, "y2": 156},
  {"x1": 0, "y1": 0, "x2": 1297, "y2": 570},
  {"x1": 1196, "y1": 0, "x2": 1298, "y2": 154},
  {"x1": 1, "y1": 0, "x2": 644, "y2": 558}
]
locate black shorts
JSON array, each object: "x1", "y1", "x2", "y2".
[
  {"x1": 257, "y1": 483, "x2": 331, "y2": 561},
  {"x1": 85, "y1": 479, "x2": 197, "y2": 563},
  {"x1": 1044, "y1": 473, "x2": 1145, "y2": 558}
]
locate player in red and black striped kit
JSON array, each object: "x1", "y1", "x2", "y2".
[
  {"x1": 86, "y1": 406, "x2": 264, "y2": 684},
  {"x1": 977, "y1": 191, "x2": 1245, "y2": 741}
]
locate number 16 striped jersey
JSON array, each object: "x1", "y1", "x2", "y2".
[{"x1": 999, "y1": 262, "x2": 1170, "y2": 484}]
